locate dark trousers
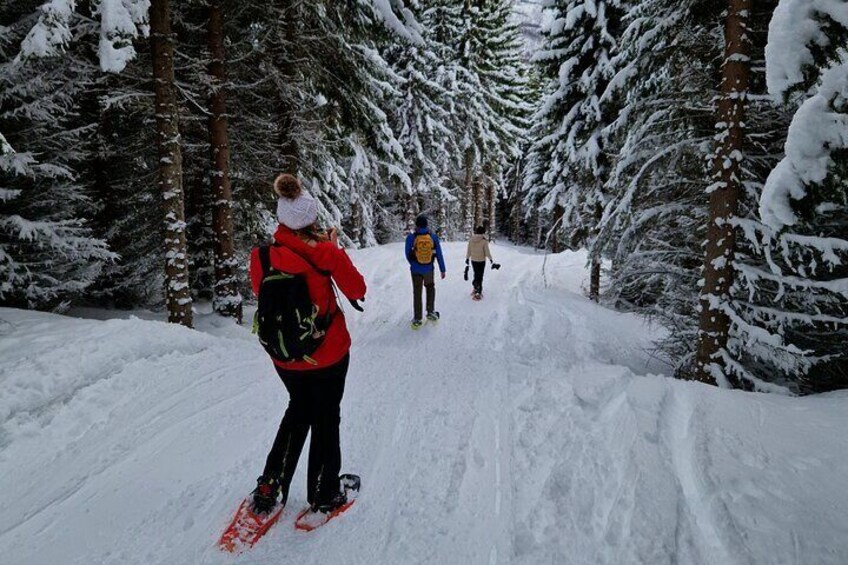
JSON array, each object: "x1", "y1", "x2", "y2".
[
  {"x1": 263, "y1": 354, "x2": 349, "y2": 507},
  {"x1": 412, "y1": 271, "x2": 435, "y2": 320},
  {"x1": 471, "y1": 261, "x2": 486, "y2": 294}
]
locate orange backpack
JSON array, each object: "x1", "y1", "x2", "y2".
[{"x1": 412, "y1": 233, "x2": 435, "y2": 264}]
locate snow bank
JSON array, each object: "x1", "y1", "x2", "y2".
[
  {"x1": 512, "y1": 366, "x2": 848, "y2": 564},
  {"x1": 0, "y1": 309, "x2": 223, "y2": 449},
  {"x1": 1, "y1": 243, "x2": 847, "y2": 564}
]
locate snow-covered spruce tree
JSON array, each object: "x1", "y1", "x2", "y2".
[
  {"x1": 0, "y1": 2, "x2": 118, "y2": 309},
  {"x1": 205, "y1": 0, "x2": 242, "y2": 322},
  {"x1": 12, "y1": 0, "x2": 150, "y2": 73},
  {"x1": 433, "y1": 0, "x2": 529, "y2": 239},
  {"x1": 598, "y1": 0, "x2": 798, "y2": 390},
  {"x1": 5, "y1": 0, "x2": 200, "y2": 324},
  {"x1": 708, "y1": 0, "x2": 800, "y2": 391},
  {"x1": 383, "y1": 1, "x2": 457, "y2": 233},
  {"x1": 502, "y1": 55, "x2": 542, "y2": 246},
  {"x1": 692, "y1": 0, "x2": 816, "y2": 391},
  {"x1": 219, "y1": 0, "x2": 418, "y2": 247},
  {"x1": 475, "y1": 0, "x2": 532, "y2": 239},
  {"x1": 344, "y1": 1, "x2": 425, "y2": 244},
  {"x1": 739, "y1": 0, "x2": 848, "y2": 392},
  {"x1": 523, "y1": 0, "x2": 628, "y2": 300},
  {"x1": 182, "y1": 0, "x2": 280, "y2": 274},
  {"x1": 596, "y1": 0, "x2": 720, "y2": 364},
  {"x1": 84, "y1": 56, "x2": 167, "y2": 309},
  {"x1": 692, "y1": 0, "x2": 754, "y2": 385},
  {"x1": 166, "y1": 1, "x2": 242, "y2": 320},
  {"x1": 598, "y1": 0, "x2": 718, "y2": 313}
]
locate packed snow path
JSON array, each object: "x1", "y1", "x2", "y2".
[{"x1": 1, "y1": 243, "x2": 847, "y2": 565}]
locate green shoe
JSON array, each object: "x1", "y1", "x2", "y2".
[{"x1": 411, "y1": 319, "x2": 423, "y2": 330}]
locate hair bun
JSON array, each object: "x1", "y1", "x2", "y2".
[{"x1": 274, "y1": 173, "x2": 302, "y2": 200}]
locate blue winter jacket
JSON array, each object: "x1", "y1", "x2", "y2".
[{"x1": 406, "y1": 228, "x2": 446, "y2": 276}]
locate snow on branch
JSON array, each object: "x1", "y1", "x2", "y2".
[
  {"x1": 94, "y1": 0, "x2": 151, "y2": 73},
  {"x1": 364, "y1": 0, "x2": 423, "y2": 44},
  {"x1": 16, "y1": 0, "x2": 75, "y2": 60},
  {"x1": 0, "y1": 134, "x2": 37, "y2": 177},
  {"x1": 765, "y1": 0, "x2": 848, "y2": 100},
  {"x1": 760, "y1": 60, "x2": 848, "y2": 230},
  {"x1": 15, "y1": 0, "x2": 150, "y2": 73},
  {"x1": 0, "y1": 133, "x2": 12, "y2": 156}
]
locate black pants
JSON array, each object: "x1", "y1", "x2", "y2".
[
  {"x1": 412, "y1": 271, "x2": 435, "y2": 320},
  {"x1": 471, "y1": 261, "x2": 486, "y2": 294},
  {"x1": 263, "y1": 354, "x2": 349, "y2": 507}
]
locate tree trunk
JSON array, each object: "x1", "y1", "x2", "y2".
[
  {"x1": 589, "y1": 202, "x2": 602, "y2": 302},
  {"x1": 440, "y1": 199, "x2": 448, "y2": 238},
  {"x1": 463, "y1": 146, "x2": 475, "y2": 236},
  {"x1": 405, "y1": 192, "x2": 418, "y2": 231},
  {"x1": 551, "y1": 204, "x2": 564, "y2": 253},
  {"x1": 350, "y1": 196, "x2": 363, "y2": 245},
  {"x1": 533, "y1": 209, "x2": 543, "y2": 249},
  {"x1": 693, "y1": 0, "x2": 751, "y2": 385},
  {"x1": 510, "y1": 196, "x2": 522, "y2": 243},
  {"x1": 277, "y1": 3, "x2": 299, "y2": 174},
  {"x1": 589, "y1": 259, "x2": 601, "y2": 301},
  {"x1": 487, "y1": 178, "x2": 497, "y2": 240},
  {"x1": 472, "y1": 179, "x2": 483, "y2": 229},
  {"x1": 150, "y1": 0, "x2": 192, "y2": 327},
  {"x1": 207, "y1": 1, "x2": 242, "y2": 323}
]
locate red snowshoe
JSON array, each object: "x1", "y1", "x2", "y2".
[
  {"x1": 218, "y1": 476, "x2": 284, "y2": 553},
  {"x1": 218, "y1": 499, "x2": 284, "y2": 553},
  {"x1": 294, "y1": 474, "x2": 360, "y2": 532}
]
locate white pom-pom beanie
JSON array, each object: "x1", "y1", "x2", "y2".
[{"x1": 277, "y1": 191, "x2": 318, "y2": 230}]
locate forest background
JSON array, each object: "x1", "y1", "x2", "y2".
[{"x1": 1, "y1": 0, "x2": 846, "y2": 394}]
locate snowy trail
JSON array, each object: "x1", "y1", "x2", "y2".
[{"x1": 2, "y1": 242, "x2": 848, "y2": 565}]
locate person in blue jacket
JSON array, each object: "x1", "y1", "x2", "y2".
[{"x1": 405, "y1": 215, "x2": 446, "y2": 329}]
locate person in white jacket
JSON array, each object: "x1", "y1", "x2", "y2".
[{"x1": 464, "y1": 226, "x2": 500, "y2": 299}]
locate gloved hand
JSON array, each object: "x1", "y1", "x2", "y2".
[
  {"x1": 464, "y1": 266, "x2": 469, "y2": 281},
  {"x1": 491, "y1": 263, "x2": 501, "y2": 270},
  {"x1": 465, "y1": 258, "x2": 469, "y2": 265},
  {"x1": 348, "y1": 297, "x2": 365, "y2": 312},
  {"x1": 441, "y1": 272, "x2": 446, "y2": 280}
]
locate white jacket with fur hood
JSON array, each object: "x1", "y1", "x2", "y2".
[{"x1": 466, "y1": 234, "x2": 493, "y2": 262}]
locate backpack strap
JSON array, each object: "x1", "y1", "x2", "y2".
[
  {"x1": 263, "y1": 242, "x2": 332, "y2": 277},
  {"x1": 258, "y1": 245, "x2": 272, "y2": 277},
  {"x1": 287, "y1": 245, "x2": 331, "y2": 278},
  {"x1": 304, "y1": 259, "x2": 332, "y2": 278},
  {"x1": 265, "y1": 242, "x2": 337, "y2": 319}
]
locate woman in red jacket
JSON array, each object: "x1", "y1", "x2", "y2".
[{"x1": 248, "y1": 174, "x2": 366, "y2": 519}]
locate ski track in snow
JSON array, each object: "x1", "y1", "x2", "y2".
[{"x1": 1, "y1": 242, "x2": 847, "y2": 565}]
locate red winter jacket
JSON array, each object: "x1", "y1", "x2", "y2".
[{"x1": 249, "y1": 226, "x2": 366, "y2": 371}]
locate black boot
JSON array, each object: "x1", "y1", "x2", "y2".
[{"x1": 251, "y1": 475, "x2": 281, "y2": 514}]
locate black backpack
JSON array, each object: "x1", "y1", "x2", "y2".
[{"x1": 253, "y1": 245, "x2": 332, "y2": 364}]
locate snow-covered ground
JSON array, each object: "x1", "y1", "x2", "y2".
[{"x1": 1, "y1": 242, "x2": 847, "y2": 565}]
